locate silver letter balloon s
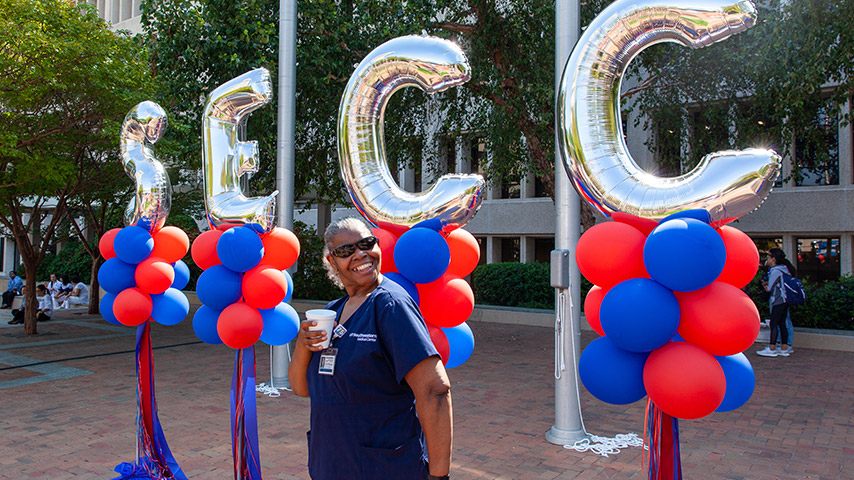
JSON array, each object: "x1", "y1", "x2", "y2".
[
  {"x1": 202, "y1": 68, "x2": 278, "y2": 233},
  {"x1": 557, "y1": 0, "x2": 781, "y2": 226},
  {"x1": 120, "y1": 101, "x2": 172, "y2": 233},
  {"x1": 338, "y1": 35, "x2": 484, "y2": 231}
]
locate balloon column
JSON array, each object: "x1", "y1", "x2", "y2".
[
  {"x1": 190, "y1": 68, "x2": 300, "y2": 480},
  {"x1": 557, "y1": 1, "x2": 778, "y2": 479},
  {"x1": 98, "y1": 102, "x2": 190, "y2": 480},
  {"x1": 338, "y1": 36, "x2": 483, "y2": 368}
]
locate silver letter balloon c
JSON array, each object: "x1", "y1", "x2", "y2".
[
  {"x1": 557, "y1": 0, "x2": 781, "y2": 226},
  {"x1": 202, "y1": 68, "x2": 278, "y2": 233},
  {"x1": 338, "y1": 35, "x2": 485, "y2": 232},
  {"x1": 120, "y1": 101, "x2": 171, "y2": 233}
]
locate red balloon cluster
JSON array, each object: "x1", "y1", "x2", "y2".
[
  {"x1": 192, "y1": 227, "x2": 300, "y2": 349},
  {"x1": 373, "y1": 226, "x2": 478, "y2": 367},
  {"x1": 579, "y1": 215, "x2": 761, "y2": 419}
]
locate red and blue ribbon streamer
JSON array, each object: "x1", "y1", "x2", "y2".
[
  {"x1": 645, "y1": 400, "x2": 682, "y2": 480},
  {"x1": 231, "y1": 347, "x2": 263, "y2": 480},
  {"x1": 112, "y1": 322, "x2": 186, "y2": 480}
]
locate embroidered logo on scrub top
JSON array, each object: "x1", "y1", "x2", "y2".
[{"x1": 350, "y1": 333, "x2": 377, "y2": 342}]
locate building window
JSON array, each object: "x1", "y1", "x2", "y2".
[
  {"x1": 470, "y1": 140, "x2": 485, "y2": 175},
  {"x1": 444, "y1": 137, "x2": 457, "y2": 174},
  {"x1": 500, "y1": 179, "x2": 521, "y2": 199},
  {"x1": 500, "y1": 237, "x2": 520, "y2": 263},
  {"x1": 534, "y1": 175, "x2": 548, "y2": 198},
  {"x1": 534, "y1": 237, "x2": 554, "y2": 264},
  {"x1": 795, "y1": 103, "x2": 839, "y2": 186},
  {"x1": 475, "y1": 236, "x2": 487, "y2": 266},
  {"x1": 736, "y1": 102, "x2": 783, "y2": 187},
  {"x1": 796, "y1": 236, "x2": 840, "y2": 283}
]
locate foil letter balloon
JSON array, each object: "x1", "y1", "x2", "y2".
[
  {"x1": 338, "y1": 35, "x2": 485, "y2": 231},
  {"x1": 557, "y1": 0, "x2": 781, "y2": 226},
  {"x1": 120, "y1": 101, "x2": 171, "y2": 233},
  {"x1": 202, "y1": 68, "x2": 278, "y2": 233}
]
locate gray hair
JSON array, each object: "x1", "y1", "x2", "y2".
[{"x1": 321, "y1": 217, "x2": 373, "y2": 288}]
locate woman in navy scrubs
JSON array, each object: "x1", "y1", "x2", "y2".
[{"x1": 289, "y1": 217, "x2": 453, "y2": 480}]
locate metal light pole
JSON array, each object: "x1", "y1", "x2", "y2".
[
  {"x1": 546, "y1": 0, "x2": 587, "y2": 446},
  {"x1": 270, "y1": 0, "x2": 297, "y2": 390}
]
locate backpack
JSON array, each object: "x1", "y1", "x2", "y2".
[{"x1": 781, "y1": 274, "x2": 806, "y2": 307}]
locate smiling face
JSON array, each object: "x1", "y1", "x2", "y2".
[{"x1": 326, "y1": 228, "x2": 381, "y2": 294}]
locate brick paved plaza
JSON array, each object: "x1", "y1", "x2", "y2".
[{"x1": 1, "y1": 307, "x2": 852, "y2": 479}]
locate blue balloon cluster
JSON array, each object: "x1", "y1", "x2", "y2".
[
  {"x1": 98, "y1": 225, "x2": 190, "y2": 327},
  {"x1": 579, "y1": 213, "x2": 754, "y2": 413},
  {"x1": 192, "y1": 226, "x2": 299, "y2": 347}
]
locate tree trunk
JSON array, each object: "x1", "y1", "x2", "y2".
[
  {"x1": 21, "y1": 258, "x2": 39, "y2": 335},
  {"x1": 88, "y1": 255, "x2": 103, "y2": 315}
]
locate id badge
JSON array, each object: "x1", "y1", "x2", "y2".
[{"x1": 318, "y1": 348, "x2": 338, "y2": 376}]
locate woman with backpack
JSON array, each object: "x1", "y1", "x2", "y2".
[{"x1": 757, "y1": 249, "x2": 794, "y2": 357}]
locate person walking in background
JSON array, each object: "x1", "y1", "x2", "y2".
[
  {"x1": 60, "y1": 275, "x2": 89, "y2": 309},
  {"x1": 289, "y1": 217, "x2": 452, "y2": 480},
  {"x1": 1, "y1": 271, "x2": 23, "y2": 309},
  {"x1": 758, "y1": 249, "x2": 793, "y2": 357},
  {"x1": 8, "y1": 284, "x2": 52, "y2": 324}
]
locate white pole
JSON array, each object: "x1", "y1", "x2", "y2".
[
  {"x1": 546, "y1": 0, "x2": 586, "y2": 445},
  {"x1": 271, "y1": 0, "x2": 297, "y2": 390}
]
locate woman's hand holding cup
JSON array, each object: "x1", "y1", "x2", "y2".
[{"x1": 298, "y1": 320, "x2": 328, "y2": 351}]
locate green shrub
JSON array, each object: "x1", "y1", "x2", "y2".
[
  {"x1": 791, "y1": 275, "x2": 854, "y2": 330},
  {"x1": 291, "y1": 221, "x2": 344, "y2": 302},
  {"x1": 20, "y1": 241, "x2": 93, "y2": 283},
  {"x1": 471, "y1": 262, "x2": 553, "y2": 309}
]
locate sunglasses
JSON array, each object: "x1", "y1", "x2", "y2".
[{"x1": 330, "y1": 236, "x2": 378, "y2": 258}]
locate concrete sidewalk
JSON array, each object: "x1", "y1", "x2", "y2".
[{"x1": 0, "y1": 307, "x2": 852, "y2": 479}]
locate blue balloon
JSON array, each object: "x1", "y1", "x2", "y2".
[
  {"x1": 643, "y1": 218, "x2": 726, "y2": 292},
  {"x1": 282, "y1": 270, "x2": 294, "y2": 303},
  {"x1": 442, "y1": 322, "x2": 474, "y2": 369},
  {"x1": 599, "y1": 278, "x2": 680, "y2": 353},
  {"x1": 151, "y1": 288, "x2": 190, "y2": 326},
  {"x1": 216, "y1": 226, "x2": 264, "y2": 272},
  {"x1": 193, "y1": 305, "x2": 223, "y2": 344},
  {"x1": 196, "y1": 265, "x2": 243, "y2": 311},
  {"x1": 384, "y1": 272, "x2": 420, "y2": 303},
  {"x1": 394, "y1": 228, "x2": 450, "y2": 284},
  {"x1": 412, "y1": 218, "x2": 443, "y2": 232},
  {"x1": 660, "y1": 209, "x2": 712, "y2": 225},
  {"x1": 98, "y1": 257, "x2": 138, "y2": 293},
  {"x1": 259, "y1": 302, "x2": 300, "y2": 346},
  {"x1": 113, "y1": 225, "x2": 154, "y2": 264},
  {"x1": 715, "y1": 353, "x2": 755, "y2": 412},
  {"x1": 579, "y1": 336, "x2": 649, "y2": 405},
  {"x1": 171, "y1": 260, "x2": 190, "y2": 290},
  {"x1": 100, "y1": 292, "x2": 122, "y2": 326}
]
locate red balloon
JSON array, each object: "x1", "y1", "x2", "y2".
[
  {"x1": 242, "y1": 264, "x2": 288, "y2": 309},
  {"x1": 583, "y1": 286, "x2": 606, "y2": 336},
  {"x1": 675, "y1": 281, "x2": 760, "y2": 356},
  {"x1": 152, "y1": 226, "x2": 190, "y2": 263},
  {"x1": 643, "y1": 342, "x2": 726, "y2": 419},
  {"x1": 371, "y1": 228, "x2": 399, "y2": 274},
  {"x1": 716, "y1": 226, "x2": 760, "y2": 288},
  {"x1": 416, "y1": 273, "x2": 475, "y2": 328},
  {"x1": 611, "y1": 212, "x2": 657, "y2": 236},
  {"x1": 426, "y1": 322, "x2": 450, "y2": 365},
  {"x1": 191, "y1": 230, "x2": 223, "y2": 270},
  {"x1": 446, "y1": 228, "x2": 480, "y2": 277},
  {"x1": 261, "y1": 227, "x2": 300, "y2": 270},
  {"x1": 135, "y1": 257, "x2": 175, "y2": 294},
  {"x1": 113, "y1": 287, "x2": 153, "y2": 326},
  {"x1": 99, "y1": 228, "x2": 120, "y2": 260},
  {"x1": 576, "y1": 222, "x2": 648, "y2": 289},
  {"x1": 217, "y1": 302, "x2": 264, "y2": 349}
]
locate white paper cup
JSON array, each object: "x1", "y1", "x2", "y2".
[{"x1": 306, "y1": 309, "x2": 338, "y2": 349}]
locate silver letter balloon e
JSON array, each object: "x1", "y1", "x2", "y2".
[
  {"x1": 557, "y1": 0, "x2": 781, "y2": 226},
  {"x1": 120, "y1": 101, "x2": 171, "y2": 233},
  {"x1": 338, "y1": 35, "x2": 485, "y2": 232},
  {"x1": 202, "y1": 68, "x2": 278, "y2": 233}
]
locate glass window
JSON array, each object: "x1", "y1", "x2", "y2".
[
  {"x1": 500, "y1": 237, "x2": 520, "y2": 263},
  {"x1": 796, "y1": 237, "x2": 841, "y2": 283},
  {"x1": 475, "y1": 236, "x2": 487, "y2": 266},
  {"x1": 689, "y1": 105, "x2": 730, "y2": 167},
  {"x1": 500, "y1": 179, "x2": 520, "y2": 199},
  {"x1": 795, "y1": 103, "x2": 839, "y2": 186},
  {"x1": 534, "y1": 237, "x2": 554, "y2": 264},
  {"x1": 736, "y1": 103, "x2": 783, "y2": 187}
]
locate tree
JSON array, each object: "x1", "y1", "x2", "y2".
[{"x1": 0, "y1": 0, "x2": 151, "y2": 334}]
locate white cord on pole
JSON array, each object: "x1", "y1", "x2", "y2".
[{"x1": 564, "y1": 433, "x2": 645, "y2": 457}]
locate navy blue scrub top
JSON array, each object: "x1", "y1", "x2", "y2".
[{"x1": 305, "y1": 279, "x2": 439, "y2": 480}]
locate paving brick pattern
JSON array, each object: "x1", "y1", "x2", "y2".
[{"x1": 0, "y1": 308, "x2": 852, "y2": 479}]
